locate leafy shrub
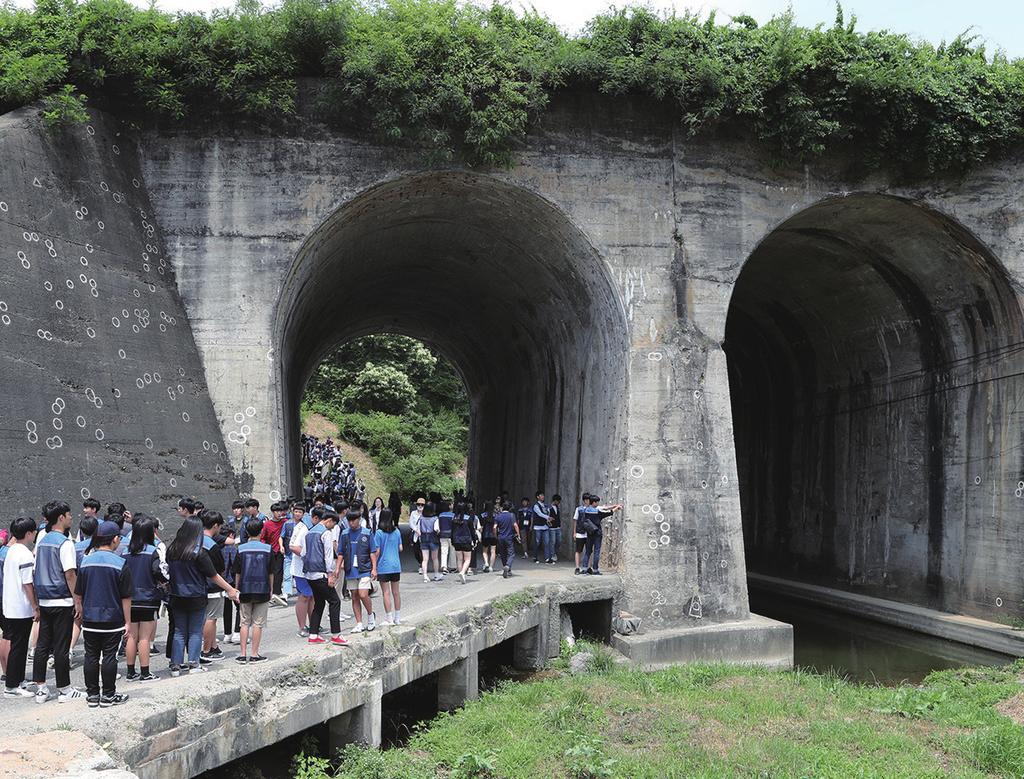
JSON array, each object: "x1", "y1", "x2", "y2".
[
  {"x1": 2, "y1": 0, "x2": 1023, "y2": 175},
  {"x1": 340, "y1": 362, "x2": 417, "y2": 415},
  {"x1": 41, "y1": 83, "x2": 88, "y2": 128}
]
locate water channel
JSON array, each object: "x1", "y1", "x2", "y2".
[{"x1": 749, "y1": 589, "x2": 1015, "y2": 685}]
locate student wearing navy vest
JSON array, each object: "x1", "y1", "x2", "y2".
[
  {"x1": 478, "y1": 501, "x2": 498, "y2": 573},
  {"x1": 337, "y1": 510, "x2": 378, "y2": 633},
  {"x1": 494, "y1": 501, "x2": 521, "y2": 579},
  {"x1": 123, "y1": 515, "x2": 167, "y2": 682},
  {"x1": 31, "y1": 501, "x2": 86, "y2": 703},
  {"x1": 232, "y1": 518, "x2": 273, "y2": 664},
  {"x1": 437, "y1": 501, "x2": 455, "y2": 574},
  {"x1": 531, "y1": 492, "x2": 551, "y2": 564},
  {"x1": 74, "y1": 516, "x2": 98, "y2": 569},
  {"x1": 75, "y1": 521, "x2": 132, "y2": 707},
  {"x1": 516, "y1": 498, "x2": 533, "y2": 560},
  {"x1": 451, "y1": 502, "x2": 478, "y2": 585},
  {"x1": 581, "y1": 495, "x2": 622, "y2": 576},
  {"x1": 165, "y1": 517, "x2": 239, "y2": 677},
  {"x1": 302, "y1": 511, "x2": 348, "y2": 645},
  {"x1": 199, "y1": 511, "x2": 231, "y2": 663},
  {"x1": 548, "y1": 495, "x2": 563, "y2": 563},
  {"x1": 221, "y1": 525, "x2": 241, "y2": 646}
]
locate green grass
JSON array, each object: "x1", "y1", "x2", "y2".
[{"x1": 296, "y1": 657, "x2": 1024, "y2": 779}]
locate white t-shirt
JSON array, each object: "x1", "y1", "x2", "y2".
[
  {"x1": 299, "y1": 526, "x2": 334, "y2": 581},
  {"x1": 290, "y1": 522, "x2": 309, "y2": 578},
  {"x1": 37, "y1": 537, "x2": 77, "y2": 607},
  {"x1": 3, "y1": 543, "x2": 36, "y2": 618}
]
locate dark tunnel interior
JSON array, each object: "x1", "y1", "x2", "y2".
[
  {"x1": 725, "y1": 194, "x2": 1024, "y2": 615},
  {"x1": 274, "y1": 171, "x2": 629, "y2": 505}
]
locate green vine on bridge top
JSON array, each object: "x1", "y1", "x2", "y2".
[{"x1": 3, "y1": 0, "x2": 1023, "y2": 176}]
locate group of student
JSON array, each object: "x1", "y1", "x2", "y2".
[
  {"x1": 0, "y1": 483, "x2": 619, "y2": 709},
  {"x1": 408, "y1": 491, "x2": 622, "y2": 580},
  {"x1": 301, "y1": 434, "x2": 368, "y2": 506}
]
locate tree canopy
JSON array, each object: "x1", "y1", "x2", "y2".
[{"x1": 3, "y1": 0, "x2": 1023, "y2": 174}]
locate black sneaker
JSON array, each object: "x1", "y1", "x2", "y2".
[
  {"x1": 235, "y1": 655, "x2": 249, "y2": 664},
  {"x1": 125, "y1": 669, "x2": 138, "y2": 681},
  {"x1": 151, "y1": 642, "x2": 161, "y2": 654},
  {"x1": 205, "y1": 647, "x2": 225, "y2": 661},
  {"x1": 199, "y1": 656, "x2": 214, "y2": 666},
  {"x1": 591, "y1": 570, "x2": 603, "y2": 576},
  {"x1": 87, "y1": 694, "x2": 100, "y2": 708},
  {"x1": 169, "y1": 665, "x2": 182, "y2": 678},
  {"x1": 585, "y1": 568, "x2": 593, "y2": 575},
  {"x1": 138, "y1": 672, "x2": 158, "y2": 682},
  {"x1": 99, "y1": 693, "x2": 129, "y2": 707},
  {"x1": 574, "y1": 568, "x2": 581, "y2": 575},
  {"x1": 247, "y1": 655, "x2": 267, "y2": 664},
  {"x1": 502, "y1": 566, "x2": 510, "y2": 579}
]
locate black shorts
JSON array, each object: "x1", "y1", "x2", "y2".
[
  {"x1": 575, "y1": 538, "x2": 587, "y2": 552},
  {"x1": 481, "y1": 538, "x2": 496, "y2": 547},
  {"x1": 377, "y1": 572, "x2": 401, "y2": 583},
  {"x1": 454, "y1": 543, "x2": 473, "y2": 552},
  {"x1": 130, "y1": 607, "x2": 159, "y2": 623}
]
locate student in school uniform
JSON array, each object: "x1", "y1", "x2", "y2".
[
  {"x1": 0, "y1": 528, "x2": 12, "y2": 680},
  {"x1": 374, "y1": 509, "x2": 403, "y2": 626},
  {"x1": 75, "y1": 521, "x2": 132, "y2": 707},
  {"x1": 233, "y1": 518, "x2": 273, "y2": 663},
  {"x1": 32, "y1": 501, "x2": 85, "y2": 704},
  {"x1": 2, "y1": 519, "x2": 38, "y2": 696},
  {"x1": 515, "y1": 498, "x2": 533, "y2": 560},
  {"x1": 436, "y1": 501, "x2": 455, "y2": 574},
  {"x1": 416, "y1": 503, "x2": 442, "y2": 583},
  {"x1": 301, "y1": 511, "x2": 348, "y2": 646},
  {"x1": 451, "y1": 502, "x2": 478, "y2": 584},
  {"x1": 122, "y1": 514, "x2": 167, "y2": 682},
  {"x1": 494, "y1": 501, "x2": 521, "y2": 579},
  {"x1": 337, "y1": 510, "x2": 377, "y2": 634},
  {"x1": 531, "y1": 492, "x2": 551, "y2": 564}
]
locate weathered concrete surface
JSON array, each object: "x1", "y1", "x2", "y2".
[
  {"x1": 6, "y1": 88, "x2": 1024, "y2": 631},
  {"x1": 0, "y1": 108, "x2": 236, "y2": 516},
  {"x1": 0, "y1": 730, "x2": 137, "y2": 779},
  {"x1": 750, "y1": 573, "x2": 1024, "y2": 658},
  {"x1": 612, "y1": 614, "x2": 793, "y2": 670}
]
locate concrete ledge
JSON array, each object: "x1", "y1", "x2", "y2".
[
  {"x1": 750, "y1": 573, "x2": 1024, "y2": 657},
  {"x1": 611, "y1": 615, "x2": 793, "y2": 670}
]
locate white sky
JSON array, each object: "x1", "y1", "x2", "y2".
[{"x1": 10, "y1": 0, "x2": 1023, "y2": 57}]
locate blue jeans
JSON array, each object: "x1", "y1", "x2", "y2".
[
  {"x1": 283, "y1": 554, "x2": 293, "y2": 596},
  {"x1": 548, "y1": 529, "x2": 562, "y2": 559},
  {"x1": 171, "y1": 606, "x2": 205, "y2": 667},
  {"x1": 533, "y1": 529, "x2": 548, "y2": 560},
  {"x1": 582, "y1": 532, "x2": 603, "y2": 570}
]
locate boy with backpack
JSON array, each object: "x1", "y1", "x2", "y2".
[{"x1": 233, "y1": 518, "x2": 272, "y2": 663}]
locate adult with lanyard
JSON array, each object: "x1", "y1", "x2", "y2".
[
  {"x1": 31, "y1": 500, "x2": 85, "y2": 704},
  {"x1": 75, "y1": 520, "x2": 132, "y2": 707},
  {"x1": 165, "y1": 516, "x2": 239, "y2": 677}
]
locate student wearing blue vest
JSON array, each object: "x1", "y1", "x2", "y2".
[
  {"x1": 200, "y1": 511, "x2": 231, "y2": 663},
  {"x1": 123, "y1": 515, "x2": 167, "y2": 682},
  {"x1": 580, "y1": 495, "x2": 621, "y2": 576},
  {"x1": 302, "y1": 511, "x2": 348, "y2": 646},
  {"x1": 494, "y1": 501, "x2": 521, "y2": 579},
  {"x1": 165, "y1": 517, "x2": 239, "y2": 677},
  {"x1": 74, "y1": 516, "x2": 98, "y2": 569},
  {"x1": 232, "y1": 518, "x2": 273, "y2": 664},
  {"x1": 75, "y1": 521, "x2": 132, "y2": 707},
  {"x1": 374, "y1": 510, "x2": 403, "y2": 626},
  {"x1": 32, "y1": 501, "x2": 86, "y2": 704},
  {"x1": 478, "y1": 501, "x2": 498, "y2": 573},
  {"x1": 337, "y1": 510, "x2": 378, "y2": 633}
]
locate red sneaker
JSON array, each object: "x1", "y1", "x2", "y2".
[
  {"x1": 330, "y1": 635, "x2": 350, "y2": 646},
  {"x1": 307, "y1": 635, "x2": 326, "y2": 644}
]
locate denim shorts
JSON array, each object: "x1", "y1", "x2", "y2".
[{"x1": 419, "y1": 532, "x2": 439, "y2": 551}]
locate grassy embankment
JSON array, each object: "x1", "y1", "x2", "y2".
[{"x1": 295, "y1": 644, "x2": 1024, "y2": 779}]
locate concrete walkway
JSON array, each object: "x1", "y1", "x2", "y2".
[{"x1": 3, "y1": 560, "x2": 598, "y2": 734}]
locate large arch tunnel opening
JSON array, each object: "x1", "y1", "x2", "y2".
[
  {"x1": 275, "y1": 171, "x2": 628, "y2": 517},
  {"x1": 725, "y1": 194, "x2": 1024, "y2": 625}
]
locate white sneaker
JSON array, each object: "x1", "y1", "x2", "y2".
[
  {"x1": 459, "y1": 573, "x2": 467, "y2": 584},
  {"x1": 432, "y1": 575, "x2": 443, "y2": 582},
  {"x1": 3, "y1": 686, "x2": 34, "y2": 699},
  {"x1": 34, "y1": 687, "x2": 56, "y2": 704},
  {"x1": 58, "y1": 687, "x2": 86, "y2": 703},
  {"x1": 423, "y1": 575, "x2": 430, "y2": 583},
  {"x1": 231, "y1": 632, "x2": 240, "y2": 644},
  {"x1": 367, "y1": 613, "x2": 376, "y2": 631},
  {"x1": 351, "y1": 623, "x2": 364, "y2": 634},
  {"x1": 379, "y1": 618, "x2": 395, "y2": 627},
  {"x1": 339, "y1": 613, "x2": 352, "y2": 621}
]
